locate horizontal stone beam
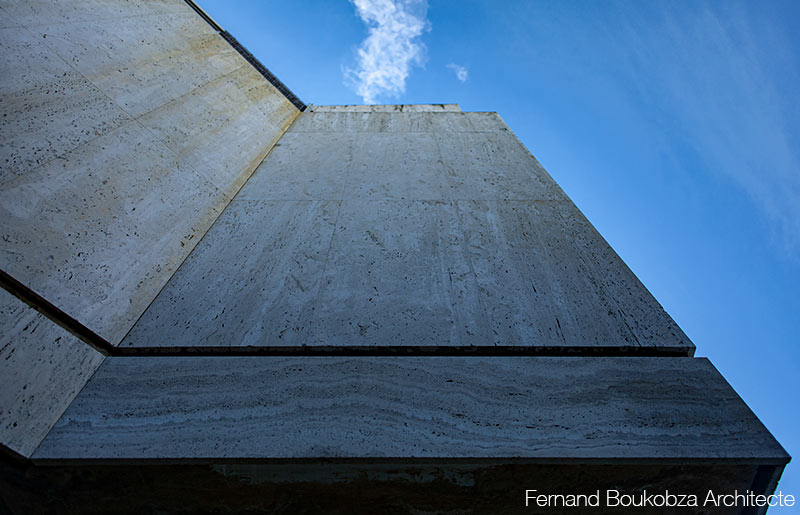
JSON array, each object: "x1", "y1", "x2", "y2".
[{"x1": 33, "y1": 357, "x2": 787, "y2": 464}]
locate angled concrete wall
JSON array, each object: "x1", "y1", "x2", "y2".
[
  {"x1": 0, "y1": 0, "x2": 299, "y2": 346},
  {"x1": 0, "y1": 0, "x2": 300, "y2": 457},
  {"x1": 122, "y1": 106, "x2": 692, "y2": 353},
  {"x1": 0, "y1": 289, "x2": 104, "y2": 458}
]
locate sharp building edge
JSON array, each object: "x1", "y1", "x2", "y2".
[{"x1": 0, "y1": 1, "x2": 788, "y2": 513}]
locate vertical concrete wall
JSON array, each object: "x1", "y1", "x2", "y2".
[
  {"x1": 122, "y1": 105, "x2": 692, "y2": 353},
  {"x1": 0, "y1": 0, "x2": 300, "y2": 456}
]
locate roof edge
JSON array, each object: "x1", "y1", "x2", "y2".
[
  {"x1": 182, "y1": 0, "x2": 307, "y2": 112},
  {"x1": 309, "y1": 104, "x2": 461, "y2": 113}
]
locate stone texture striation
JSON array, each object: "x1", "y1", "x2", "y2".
[
  {"x1": 123, "y1": 108, "x2": 692, "y2": 353},
  {"x1": 34, "y1": 356, "x2": 787, "y2": 462}
]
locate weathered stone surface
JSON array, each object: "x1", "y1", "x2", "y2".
[
  {"x1": 0, "y1": 26, "x2": 132, "y2": 183},
  {"x1": 436, "y1": 130, "x2": 565, "y2": 200},
  {"x1": 0, "y1": 0, "x2": 187, "y2": 27},
  {"x1": 124, "y1": 108, "x2": 690, "y2": 352},
  {"x1": 306, "y1": 200, "x2": 490, "y2": 348},
  {"x1": 289, "y1": 109, "x2": 507, "y2": 134},
  {"x1": 122, "y1": 200, "x2": 339, "y2": 349},
  {"x1": 137, "y1": 65, "x2": 299, "y2": 198},
  {"x1": 0, "y1": 289, "x2": 104, "y2": 458},
  {"x1": 0, "y1": 6, "x2": 20, "y2": 28},
  {"x1": 35, "y1": 12, "x2": 240, "y2": 118},
  {"x1": 33, "y1": 357, "x2": 788, "y2": 462},
  {"x1": 236, "y1": 131, "x2": 357, "y2": 201},
  {"x1": 0, "y1": 121, "x2": 230, "y2": 345},
  {"x1": 459, "y1": 200, "x2": 692, "y2": 350},
  {"x1": 0, "y1": 0, "x2": 300, "y2": 349},
  {"x1": 346, "y1": 132, "x2": 450, "y2": 200}
]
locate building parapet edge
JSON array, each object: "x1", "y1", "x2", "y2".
[
  {"x1": 182, "y1": 0, "x2": 307, "y2": 112},
  {"x1": 309, "y1": 104, "x2": 462, "y2": 112}
]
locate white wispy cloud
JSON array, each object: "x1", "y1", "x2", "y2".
[
  {"x1": 346, "y1": 0, "x2": 429, "y2": 104},
  {"x1": 446, "y1": 63, "x2": 468, "y2": 82}
]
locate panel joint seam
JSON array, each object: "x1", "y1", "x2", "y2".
[{"x1": 0, "y1": 270, "x2": 114, "y2": 356}]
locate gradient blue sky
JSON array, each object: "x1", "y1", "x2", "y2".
[{"x1": 200, "y1": 0, "x2": 799, "y2": 496}]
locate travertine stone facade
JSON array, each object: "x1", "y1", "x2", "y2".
[{"x1": 0, "y1": 0, "x2": 298, "y2": 458}]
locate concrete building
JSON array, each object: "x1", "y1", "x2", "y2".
[{"x1": 0, "y1": 1, "x2": 789, "y2": 512}]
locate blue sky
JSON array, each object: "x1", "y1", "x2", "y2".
[{"x1": 200, "y1": 0, "x2": 799, "y2": 496}]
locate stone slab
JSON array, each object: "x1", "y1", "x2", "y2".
[
  {"x1": 121, "y1": 199, "x2": 491, "y2": 350},
  {"x1": 0, "y1": 289, "x2": 104, "y2": 458},
  {"x1": 0, "y1": 26, "x2": 133, "y2": 183},
  {"x1": 137, "y1": 64, "x2": 298, "y2": 198},
  {"x1": 0, "y1": 6, "x2": 21, "y2": 29},
  {"x1": 343, "y1": 132, "x2": 450, "y2": 200},
  {"x1": 306, "y1": 200, "x2": 491, "y2": 348},
  {"x1": 0, "y1": 121, "x2": 230, "y2": 345},
  {"x1": 37, "y1": 11, "x2": 242, "y2": 118},
  {"x1": 121, "y1": 200, "x2": 339, "y2": 349},
  {"x1": 122, "y1": 110, "x2": 691, "y2": 352},
  {"x1": 0, "y1": 0, "x2": 188, "y2": 27},
  {"x1": 286, "y1": 109, "x2": 508, "y2": 135},
  {"x1": 286, "y1": 112, "x2": 564, "y2": 199},
  {"x1": 458, "y1": 200, "x2": 692, "y2": 350},
  {"x1": 229, "y1": 131, "x2": 356, "y2": 201},
  {"x1": 126, "y1": 196, "x2": 685, "y2": 351},
  {"x1": 33, "y1": 357, "x2": 788, "y2": 462},
  {"x1": 435, "y1": 130, "x2": 565, "y2": 201},
  {"x1": 1, "y1": 0, "x2": 300, "y2": 348}
]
